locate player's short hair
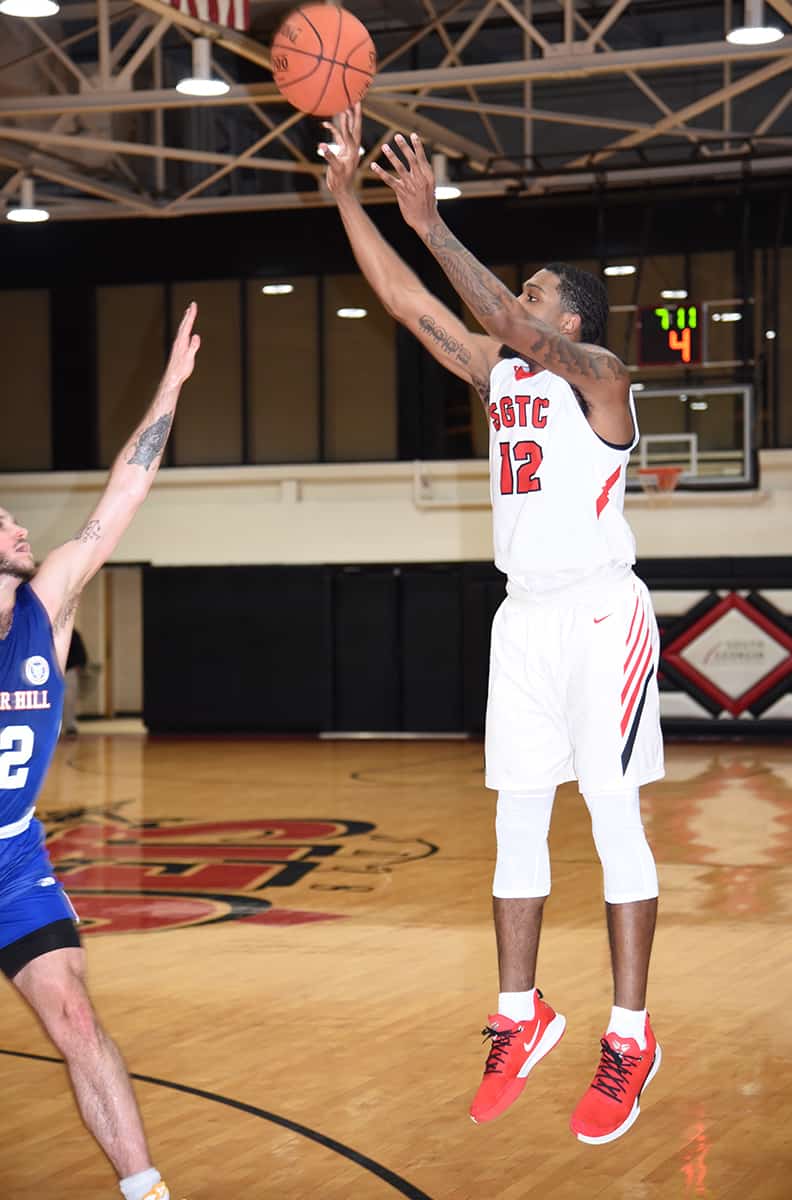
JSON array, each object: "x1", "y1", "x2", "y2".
[{"x1": 544, "y1": 262, "x2": 609, "y2": 346}]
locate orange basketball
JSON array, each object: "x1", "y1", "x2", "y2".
[{"x1": 271, "y1": 5, "x2": 376, "y2": 118}]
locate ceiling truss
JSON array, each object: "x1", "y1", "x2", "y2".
[{"x1": 0, "y1": 0, "x2": 790, "y2": 220}]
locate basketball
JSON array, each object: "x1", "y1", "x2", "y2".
[{"x1": 271, "y1": 5, "x2": 376, "y2": 118}]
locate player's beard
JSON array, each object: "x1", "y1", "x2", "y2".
[{"x1": 0, "y1": 555, "x2": 36, "y2": 583}]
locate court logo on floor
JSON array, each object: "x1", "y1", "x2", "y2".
[{"x1": 41, "y1": 803, "x2": 437, "y2": 934}]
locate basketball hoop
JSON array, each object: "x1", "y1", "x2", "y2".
[{"x1": 637, "y1": 465, "x2": 683, "y2": 494}]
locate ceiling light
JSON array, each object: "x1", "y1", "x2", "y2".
[
  {"x1": 727, "y1": 0, "x2": 782, "y2": 43},
  {"x1": 432, "y1": 153, "x2": 461, "y2": 201},
  {"x1": 690, "y1": 401, "x2": 709, "y2": 411},
  {"x1": 6, "y1": 177, "x2": 49, "y2": 223},
  {"x1": 712, "y1": 312, "x2": 742, "y2": 322},
  {"x1": 765, "y1": 329, "x2": 777, "y2": 339},
  {"x1": 261, "y1": 284, "x2": 294, "y2": 295},
  {"x1": 604, "y1": 265, "x2": 637, "y2": 277},
  {"x1": 176, "y1": 38, "x2": 230, "y2": 97},
  {"x1": 661, "y1": 289, "x2": 688, "y2": 300},
  {"x1": 337, "y1": 307, "x2": 367, "y2": 319},
  {"x1": 0, "y1": 0, "x2": 59, "y2": 15},
  {"x1": 317, "y1": 144, "x2": 365, "y2": 158}
]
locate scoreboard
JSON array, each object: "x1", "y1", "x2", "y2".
[{"x1": 638, "y1": 304, "x2": 701, "y2": 366}]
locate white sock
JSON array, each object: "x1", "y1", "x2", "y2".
[
  {"x1": 498, "y1": 989, "x2": 537, "y2": 1022},
  {"x1": 607, "y1": 1005, "x2": 647, "y2": 1049},
  {"x1": 119, "y1": 1168, "x2": 167, "y2": 1200}
]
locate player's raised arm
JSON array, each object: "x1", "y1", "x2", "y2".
[
  {"x1": 371, "y1": 134, "x2": 631, "y2": 413},
  {"x1": 32, "y1": 303, "x2": 200, "y2": 662},
  {"x1": 321, "y1": 105, "x2": 498, "y2": 406}
]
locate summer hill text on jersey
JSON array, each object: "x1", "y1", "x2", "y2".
[{"x1": 0, "y1": 584, "x2": 65, "y2": 828}]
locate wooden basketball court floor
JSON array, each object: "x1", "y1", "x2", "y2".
[{"x1": 4, "y1": 733, "x2": 792, "y2": 1199}]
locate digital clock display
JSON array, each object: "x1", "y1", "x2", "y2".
[{"x1": 638, "y1": 304, "x2": 701, "y2": 366}]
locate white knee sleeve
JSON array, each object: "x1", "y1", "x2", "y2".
[
  {"x1": 493, "y1": 789, "x2": 555, "y2": 899},
  {"x1": 583, "y1": 788, "x2": 659, "y2": 904}
]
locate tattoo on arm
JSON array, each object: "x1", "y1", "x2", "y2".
[
  {"x1": 526, "y1": 329, "x2": 629, "y2": 384},
  {"x1": 424, "y1": 222, "x2": 510, "y2": 319},
  {"x1": 127, "y1": 412, "x2": 174, "y2": 470},
  {"x1": 418, "y1": 314, "x2": 490, "y2": 400},
  {"x1": 73, "y1": 519, "x2": 102, "y2": 545},
  {"x1": 423, "y1": 221, "x2": 629, "y2": 388}
]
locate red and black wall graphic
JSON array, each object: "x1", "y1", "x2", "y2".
[{"x1": 645, "y1": 557, "x2": 792, "y2": 733}]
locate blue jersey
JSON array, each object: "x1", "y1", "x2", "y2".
[{"x1": 0, "y1": 585, "x2": 64, "y2": 828}]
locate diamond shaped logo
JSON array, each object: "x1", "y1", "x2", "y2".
[{"x1": 664, "y1": 594, "x2": 792, "y2": 717}]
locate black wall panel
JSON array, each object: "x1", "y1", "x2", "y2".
[
  {"x1": 331, "y1": 567, "x2": 400, "y2": 732},
  {"x1": 143, "y1": 558, "x2": 790, "y2": 737},
  {"x1": 402, "y1": 566, "x2": 464, "y2": 732},
  {"x1": 144, "y1": 566, "x2": 331, "y2": 732}
]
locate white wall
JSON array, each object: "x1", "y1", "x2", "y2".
[{"x1": 3, "y1": 449, "x2": 791, "y2": 568}]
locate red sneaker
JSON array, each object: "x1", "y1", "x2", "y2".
[
  {"x1": 570, "y1": 1017, "x2": 662, "y2": 1145},
  {"x1": 469, "y1": 993, "x2": 566, "y2": 1124}
]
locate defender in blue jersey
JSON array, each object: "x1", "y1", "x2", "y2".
[{"x1": 0, "y1": 304, "x2": 199, "y2": 1200}]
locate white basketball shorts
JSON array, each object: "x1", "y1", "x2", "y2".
[{"x1": 485, "y1": 568, "x2": 664, "y2": 793}]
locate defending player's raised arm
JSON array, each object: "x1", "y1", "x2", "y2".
[
  {"x1": 321, "y1": 106, "x2": 498, "y2": 406},
  {"x1": 32, "y1": 303, "x2": 200, "y2": 656},
  {"x1": 371, "y1": 133, "x2": 631, "y2": 411}
]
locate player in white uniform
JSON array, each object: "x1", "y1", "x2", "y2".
[{"x1": 323, "y1": 106, "x2": 663, "y2": 1146}]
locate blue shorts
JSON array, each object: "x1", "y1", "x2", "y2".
[{"x1": 0, "y1": 819, "x2": 80, "y2": 978}]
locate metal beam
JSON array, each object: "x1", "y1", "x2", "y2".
[
  {"x1": 583, "y1": 0, "x2": 633, "y2": 48},
  {"x1": 167, "y1": 108, "x2": 305, "y2": 206},
  {"x1": 108, "y1": 13, "x2": 152, "y2": 71},
  {"x1": 0, "y1": 85, "x2": 281, "y2": 118},
  {"x1": 97, "y1": 0, "x2": 112, "y2": 87},
  {"x1": 567, "y1": 54, "x2": 792, "y2": 166},
  {"x1": 567, "y1": 1, "x2": 702, "y2": 146},
  {"x1": 421, "y1": 0, "x2": 504, "y2": 155},
  {"x1": 384, "y1": 92, "x2": 791, "y2": 145},
  {"x1": 0, "y1": 145, "x2": 158, "y2": 212},
  {"x1": 377, "y1": 0, "x2": 473, "y2": 71},
  {"x1": 116, "y1": 15, "x2": 171, "y2": 87},
  {"x1": 756, "y1": 85, "x2": 792, "y2": 134},
  {"x1": 21, "y1": 18, "x2": 95, "y2": 90},
  {"x1": 362, "y1": 97, "x2": 500, "y2": 169},
  {"x1": 364, "y1": 36, "x2": 792, "y2": 88},
  {"x1": 130, "y1": 0, "x2": 272, "y2": 70},
  {"x1": 21, "y1": 150, "x2": 792, "y2": 221},
  {"x1": 765, "y1": 0, "x2": 792, "y2": 27},
  {"x1": 0, "y1": 125, "x2": 324, "y2": 174},
  {"x1": 496, "y1": 0, "x2": 551, "y2": 55}
]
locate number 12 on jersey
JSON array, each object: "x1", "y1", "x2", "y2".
[{"x1": 499, "y1": 440, "x2": 543, "y2": 495}]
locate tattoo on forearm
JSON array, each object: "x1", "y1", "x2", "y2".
[
  {"x1": 54, "y1": 591, "x2": 80, "y2": 634},
  {"x1": 127, "y1": 412, "x2": 174, "y2": 470},
  {"x1": 424, "y1": 222, "x2": 509, "y2": 318},
  {"x1": 418, "y1": 314, "x2": 489, "y2": 400},
  {"x1": 423, "y1": 222, "x2": 630, "y2": 386},
  {"x1": 526, "y1": 329, "x2": 629, "y2": 383},
  {"x1": 73, "y1": 520, "x2": 102, "y2": 545}
]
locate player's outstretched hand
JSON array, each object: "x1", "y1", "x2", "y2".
[
  {"x1": 371, "y1": 132, "x2": 438, "y2": 235},
  {"x1": 163, "y1": 302, "x2": 200, "y2": 389},
  {"x1": 319, "y1": 103, "x2": 363, "y2": 195}
]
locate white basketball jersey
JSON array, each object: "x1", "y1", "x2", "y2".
[{"x1": 488, "y1": 353, "x2": 639, "y2": 591}]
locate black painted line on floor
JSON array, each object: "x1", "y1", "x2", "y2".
[{"x1": 0, "y1": 1048, "x2": 434, "y2": 1200}]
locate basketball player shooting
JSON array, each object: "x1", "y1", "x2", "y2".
[
  {"x1": 322, "y1": 105, "x2": 664, "y2": 1145},
  {"x1": 0, "y1": 304, "x2": 199, "y2": 1200}
]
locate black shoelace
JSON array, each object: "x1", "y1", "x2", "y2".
[
  {"x1": 480, "y1": 1024, "x2": 520, "y2": 1075},
  {"x1": 590, "y1": 1038, "x2": 642, "y2": 1101}
]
